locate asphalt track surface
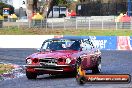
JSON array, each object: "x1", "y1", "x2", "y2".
[{"x1": 0, "y1": 48, "x2": 132, "y2": 88}]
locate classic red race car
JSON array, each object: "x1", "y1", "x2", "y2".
[{"x1": 25, "y1": 36, "x2": 101, "y2": 79}]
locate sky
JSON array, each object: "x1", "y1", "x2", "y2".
[{"x1": 12, "y1": 0, "x2": 26, "y2": 9}]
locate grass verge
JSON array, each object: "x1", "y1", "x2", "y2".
[
  {"x1": 0, "y1": 27, "x2": 132, "y2": 35},
  {"x1": 0, "y1": 64, "x2": 14, "y2": 74}
]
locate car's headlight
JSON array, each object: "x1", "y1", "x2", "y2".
[
  {"x1": 27, "y1": 59, "x2": 32, "y2": 64},
  {"x1": 66, "y1": 58, "x2": 71, "y2": 64}
]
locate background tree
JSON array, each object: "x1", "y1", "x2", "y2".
[{"x1": 0, "y1": 2, "x2": 14, "y2": 15}]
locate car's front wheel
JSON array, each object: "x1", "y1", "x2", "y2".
[
  {"x1": 76, "y1": 76, "x2": 86, "y2": 85},
  {"x1": 75, "y1": 58, "x2": 82, "y2": 75},
  {"x1": 92, "y1": 57, "x2": 101, "y2": 74},
  {"x1": 26, "y1": 71, "x2": 37, "y2": 79}
]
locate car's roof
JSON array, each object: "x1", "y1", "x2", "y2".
[{"x1": 48, "y1": 36, "x2": 89, "y2": 41}]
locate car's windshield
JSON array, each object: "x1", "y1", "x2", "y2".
[{"x1": 41, "y1": 39, "x2": 81, "y2": 51}]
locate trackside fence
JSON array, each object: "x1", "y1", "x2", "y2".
[{"x1": 1, "y1": 16, "x2": 132, "y2": 30}]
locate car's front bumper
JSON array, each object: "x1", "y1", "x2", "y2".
[{"x1": 25, "y1": 64, "x2": 75, "y2": 74}]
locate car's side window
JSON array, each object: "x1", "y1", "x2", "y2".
[
  {"x1": 42, "y1": 42, "x2": 49, "y2": 50},
  {"x1": 86, "y1": 40, "x2": 93, "y2": 46},
  {"x1": 69, "y1": 41, "x2": 81, "y2": 50},
  {"x1": 86, "y1": 40, "x2": 94, "y2": 48},
  {"x1": 81, "y1": 40, "x2": 93, "y2": 51}
]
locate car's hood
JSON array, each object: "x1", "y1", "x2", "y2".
[{"x1": 28, "y1": 50, "x2": 78, "y2": 59}]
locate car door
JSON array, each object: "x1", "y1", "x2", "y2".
[
  {"x1": 81, "y1": 39, "x2": 94, "y2": 51},
  {"x1": 80, "y1": 40, "x2": 94, "y2": 69}
]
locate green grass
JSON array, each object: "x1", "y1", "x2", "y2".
[
  {"x1": 0, "y1": 27, "x2": 132, "y2": 35},
  {"x1": 0, "y1": 64, "x2": 14, "y2": 74}
]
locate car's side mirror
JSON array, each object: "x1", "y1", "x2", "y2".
[{"x1": 37, "y1": 48, "x2": 41, "y2": 52}]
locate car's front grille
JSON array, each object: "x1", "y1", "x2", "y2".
[{"x1": 39, "y1": 58, "x2": 57, "y2": 65}]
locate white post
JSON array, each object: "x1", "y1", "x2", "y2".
[
  {"x1": 102, "y1": 17, "x2": 104, "y2": 30},
  {"x1": 116, "y1": 22, "x2": 118, "y2": 30},
  {"x1": 46, "y1": 18, "x2": 47, "y2": 31},
  {"x1": 44, "y1": 14, "x2": 47, "y2": 31},
  {"x1": 131, "y1": 17, "x2": 132, "y2": 30},
  {"x1": 41, "y1": 20, "x2": 43, "y2": 28},
  {"x1": 85, "y1": 17, "x2": 86, "y2": 29},
  {"x1": 64, "y1": 17, "x2": 65, "y2": 30},
  {"x1": 29, "y1": 20, "x2": 31, "y2": 28},
  {"x1": 17, "y1": 18, "x2": 20, "y2": 29},
  {"x1": 22, "y1": 20, "x2": 24, "y2": 28},
  {"x1": 8, "y1": 17, "x2": 9, "y2": 29},
  {"x1": 89, "y1": 17, "x2": 90, "y2": 30},
  {"x1": 76, "y1": 17, "x2": 77, "y2": 29},
  {"x1": 52, "y1": 18, "x2": 53, "y2": 30}
]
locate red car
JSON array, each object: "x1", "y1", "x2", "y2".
[{"x1": 25, "y1": 37, "x2": 101, "y2": 79}]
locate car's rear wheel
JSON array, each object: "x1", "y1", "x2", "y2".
[
  {"x1": 92, "y1": 57, "x2": 101, "y2": 74},
  {"x1": 26, "y1": 71, "x2": 37, "y2": 79}
]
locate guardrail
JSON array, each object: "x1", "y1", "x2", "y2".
[{"x1": 1, "y1": 16, "x2": 132, "y2": 30}]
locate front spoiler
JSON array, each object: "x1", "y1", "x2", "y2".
[{"x1": 25, "y1": 64, "x2": 73, "y2": 72}]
